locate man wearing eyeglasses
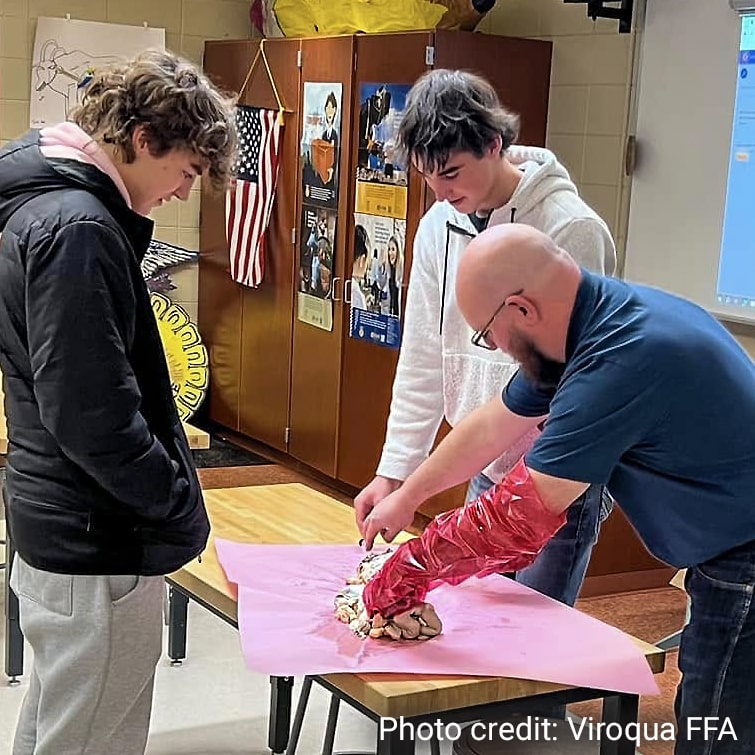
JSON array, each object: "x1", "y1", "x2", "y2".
[
  {"x1": 355, "y1": 69, "x2": 615, "y2": 609},
  {"x1": 362, "y1": 223, "x2": 755, "y2": 752}
]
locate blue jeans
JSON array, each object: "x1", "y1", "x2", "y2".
[
  {"x1": 674, "y1": 540, "x2": 755, "y2": 754},
  {"x1": 466, "y1": 473, "x2": 611, "y2": 607}
]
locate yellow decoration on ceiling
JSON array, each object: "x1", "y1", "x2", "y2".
[{"x1": 151, "y1": 293, "x2": 209, "y2": 422}]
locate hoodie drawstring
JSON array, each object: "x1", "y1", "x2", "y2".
[
  {"x1": 441, "y1": 221, "x2": 476, "y2": 335},
  {"x1": 438, "y1": 211, "x2": 516, "y2": 335}
]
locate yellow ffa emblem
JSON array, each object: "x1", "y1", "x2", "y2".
[{"x1": 150, "y1": 293, "x2": 209, "y2": 421}]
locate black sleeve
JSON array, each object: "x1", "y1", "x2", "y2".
[{"x1": 26, "y1": 220, "x2": 178, "y2": 520}]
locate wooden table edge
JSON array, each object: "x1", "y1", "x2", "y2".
[{"x1": 320, "y1": 635, "x2": 664, "y2": 719}]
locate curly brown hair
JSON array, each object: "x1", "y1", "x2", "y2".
[{"x1": 69, "y1": 49, "x2": 237, "y2": 192}]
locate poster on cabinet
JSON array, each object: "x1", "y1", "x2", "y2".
[
  {"x1": 301, "y1": 82, "x2": 343, "y2": 209},
  {"x1": 297, "y1": 206, "x2": 337, "y2": 331},
  {"x1": 349, "y1": 213, "x2": 405, "y2": 349},
  {"x1": 355, "y1": 83, "x2": 410, "y2": 221},
  {"x1": 30, "y1": 17, "x2": 165, "y2": 128},
  {"x1": 350, "y1": 82, "x2": 410, "y2": 348},
  {"x1": 298, "y1": 82, "x2": 343, "y2": 331}
]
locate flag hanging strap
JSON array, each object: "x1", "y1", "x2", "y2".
[{"x1": 237, "y1": 40, "x2": 287, "y2": 126}]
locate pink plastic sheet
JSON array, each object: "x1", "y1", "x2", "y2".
[{"x1": 215, "y1": 540, "x2": 659, "y2": 696}]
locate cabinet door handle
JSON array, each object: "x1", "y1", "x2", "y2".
[
  {"x1": 330, "y1": 276, "x2": 342, "y2": 302},
  {"x1": 344, "y1": 278, "x2": 353, "y2": 304}
]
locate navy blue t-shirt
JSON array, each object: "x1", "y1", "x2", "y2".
[{"x1": 503, "y1": 269, "x2": 755, "y2": 568}]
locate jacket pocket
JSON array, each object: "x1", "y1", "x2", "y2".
[
  {"x1": 8, "y1": 496, "x2": 90, "y2": 562},
  {"x1": 163, "y1": 422, "x2": 201, "y2": 520}
]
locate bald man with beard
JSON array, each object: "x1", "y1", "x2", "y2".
[{"x1": 362, "y1": 224, "x2": 755, "y2": 755}]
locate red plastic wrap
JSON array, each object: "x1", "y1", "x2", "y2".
[{"x1": 363, "y1": 458, "x2": 568, "y2": 618}]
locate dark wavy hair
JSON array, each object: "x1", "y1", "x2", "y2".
[
  {"x1": 69, "y1": 49, "x2": 237, "y2": 192},
  {"x1": 397, "y1": 69, "x2": 519, "y2": 173}
]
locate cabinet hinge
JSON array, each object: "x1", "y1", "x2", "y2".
[
  {"x1": 285, "y1": 427, "x2": 291, "y2": 445},
  {"x1": 425, "y1": 45, "x2": 435, "y2": 66},
  {"x1": 291, "y1": 226, "x2": 297, "y2": 245},
  {"x1": 297, "y1": 49, "x2": 302, "y2": 68}
]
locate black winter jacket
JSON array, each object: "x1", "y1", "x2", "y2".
[{"x1": 0, "y1": 131, "x2": 209, "y2": 575}]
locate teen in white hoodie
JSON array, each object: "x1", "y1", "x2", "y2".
[{"x1": 355, "y1": 70, "x2": 616, "y2": 608}]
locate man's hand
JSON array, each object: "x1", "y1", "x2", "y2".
[
  {"x1": 354, "y1": 475, "x2": 402, "y2": 537},
  {"x1": 362, "y1": 488, "x2": 416, "y2": 550}
]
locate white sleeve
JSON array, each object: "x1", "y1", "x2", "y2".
[
  {"x1": 376, "y1": 219, "x2": 445, "y2": 480},
  {"x1": 554, "y1": 217, "x2": 617, "y2": 276}
]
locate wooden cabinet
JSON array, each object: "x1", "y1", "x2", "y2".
[
  {"x1": 287, "y1": 35, "x2": 355, "y2": 476},
  {"x1": 201, "y1": 39, "x2": 300, "y2": 450},
  {"x1": 334, "y1": 32, "x2": 433, "y2": 487},
  {"x1": 199, "y1": 42, "x2": 248, "y2": 433},
  {"x1": 333, "y1": 31, "x2": 552, "y2": 524},
  {"x1": 238, "y1": 40, "x2": 301, "y2": 453},
  {"x1": 201, "y1": 30, "x2": 553, "y2": 487}
]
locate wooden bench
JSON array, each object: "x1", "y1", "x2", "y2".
[
  {"x1": 165, "y1": 483, "x2": 666, "y2": 755},
  {"x1": 0, "y1": 416, "x2": 205, "y2": 459},
  {"x1": 183, "y1": 422, "x2": 210, "y2": 450}
]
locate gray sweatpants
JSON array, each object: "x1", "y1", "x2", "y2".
[{"x1": 10, "y1": 557, "x2": 165, "y2": 755}]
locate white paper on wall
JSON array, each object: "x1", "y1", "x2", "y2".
[{"x1": 30, "y1": 17, "x2": 165, "y2": 128}]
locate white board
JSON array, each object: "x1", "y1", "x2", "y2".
[
  {"x1": 624, "y1": 0, "x2": 751, "y2": 322},
  {"x1": 30, "y1": 17, "x2": 165, "y2": 129}
]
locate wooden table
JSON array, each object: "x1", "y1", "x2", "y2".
[
  {"x1": 165, "y1": 483, "x2": 389, "y2": 752},
  {"x1": 168, "y1": 483, "x2": 373, "y2": 623},
  {"x1": 165, "y1": 484, "x2": 666, "y2": 755}
]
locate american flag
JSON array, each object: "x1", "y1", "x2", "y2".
[{"x1": 225, "y1": 105, "x2": 283, "y2": 287}]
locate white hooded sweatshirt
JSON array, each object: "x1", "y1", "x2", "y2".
[{"x1": 376, "y1": 145, "x2": 616, "y2": 483}]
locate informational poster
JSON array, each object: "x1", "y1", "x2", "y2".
[
  {"x1": 300, "y1": 82, "x2": 342, "y2": 208},
  {"x1": 297, "y1": 206, "x2": 337, "y2": 331},
  {"x1": 355, "y1": 83, "x2": 410, "y2": 221},
  {"x1": 350, "y1": 83, "x2": 410, "y2": 349},
  {"x1": 349, "y1": 213, "x2": 406, "y2": 349},
  {"x1": 298, "y1": 82, "x2": 343, "y2": 331},
  {"x1": 30, "y1": 17, "x2": 165, "y2": 128}
]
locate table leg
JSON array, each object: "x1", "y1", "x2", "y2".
[
  {"x1": 377, "y1": 726, "x2": 416, "y2": 755},
  {"x1": 600, "y1": 693, "x2": 640, "y2": 755},
  {"x1": 4, "y1": 538, "x2": 23, "y2": 684},
  {"x1": 321, "y1": 693, "x2": 340, "y2": 755},
  {"x1": 286, "y1": 676, "x2": 313, "y2": 755},
  {"x1": 268, "y1": 675, "x2": 293, "y2": 754},
  {"x1": 167, "y1": 586, "x2": 189, "y2": 665}
]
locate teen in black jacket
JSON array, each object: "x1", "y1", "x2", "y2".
[{"x1": 0, "y1": 50, "x2": 236, "y2": 754}]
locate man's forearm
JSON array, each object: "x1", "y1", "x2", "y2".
[
  {"x1": 364, "y1": 458, "x2": 569, "y2": 617},
  {"x1": 398, "y1": 397, "x2": 543, "y2": 510}
]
